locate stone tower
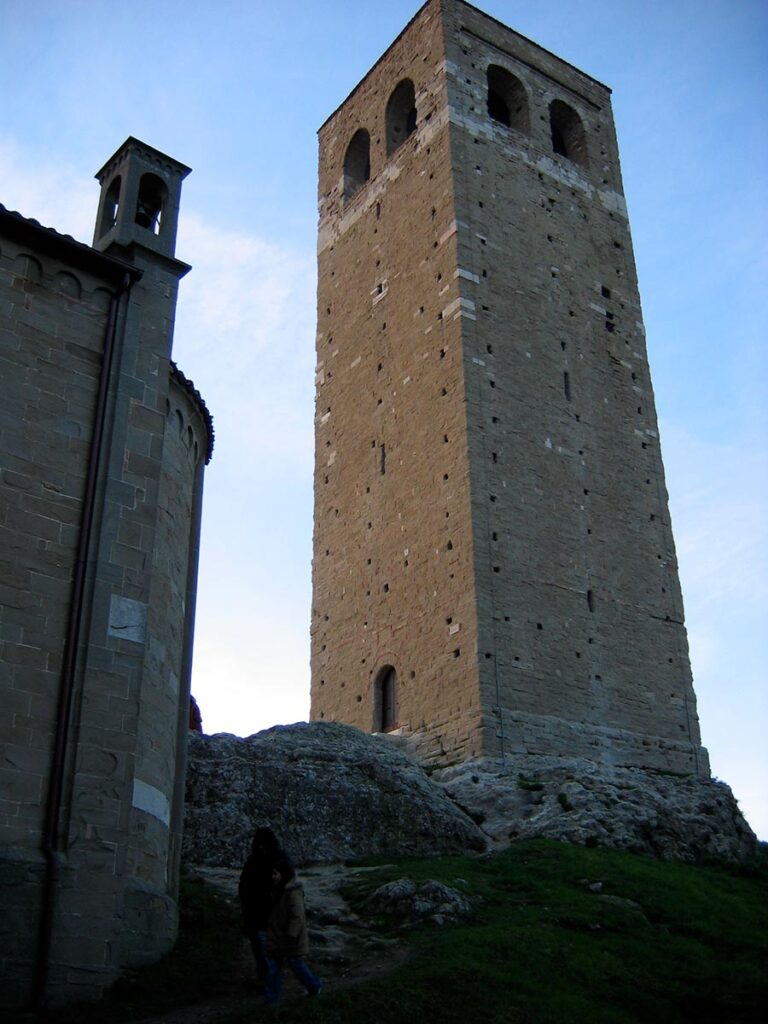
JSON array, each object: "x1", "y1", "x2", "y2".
[
  {"x1": 310, "y1": 0, "x2": 708, "y2": 777},
  {"x1": 0, "y1": 138, "x2": 212, "y2": 1006}
]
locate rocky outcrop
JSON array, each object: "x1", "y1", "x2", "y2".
[
  {"x1": 183, "y1": 723, "x2": 487, "y2": 867},
  {"x1": 366, "y1": 879, "x2": 473, "y2": 927},
  {"x1": 183, "y1": 724, "x2": 756, "y2": 870},
  {"x1": 434, "y1": 756, "x2": 757, "y2": 864}
]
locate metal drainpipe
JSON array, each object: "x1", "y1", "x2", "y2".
[{"x1": 33, "y1": 271, "x2": 133, "y2": 1009}]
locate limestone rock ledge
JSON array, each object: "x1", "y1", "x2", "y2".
[
  {"x1": 183, "y1": 724, "x2": 756, "y2": 869},
  {"x1": 434, "y1": 757, "x2": 757, "y2": 863},
  {"x1": 183, "y1": 722, "x2": 487, "y2": 867}
]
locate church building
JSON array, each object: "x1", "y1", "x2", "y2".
[{"x1": 0, "y1": 138, "x2": 212, "y2": 1006}]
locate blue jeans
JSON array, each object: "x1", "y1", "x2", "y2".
[
  {"x1": 249, "y1": 930, "x2": 269, "y2": 980},
  {"x1": 263, "y1": 954, "x2": 321, "y2": 1003}
]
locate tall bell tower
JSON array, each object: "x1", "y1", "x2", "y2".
[{"x1": 310, "y1": 0, "x2": 708, "y2": 777}]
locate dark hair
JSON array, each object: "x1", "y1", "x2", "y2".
[
  {"x1": 250, "y1": 827, "x2": 279, "y2": 856},
  {"x1": 274, "y1": 855, "x2": 295, "y2": 885}
]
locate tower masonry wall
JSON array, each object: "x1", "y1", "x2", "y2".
[
  {"x1": 311, "y1": 0, "x2": 708, "y2": 777},
  {"x1": 313, "y1": 0, "x2": 488, "y2": 761},
  {"x1": 440, "y1": 1, "x2": 707, "y2": 774}
]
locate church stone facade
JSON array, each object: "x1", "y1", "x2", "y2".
[
  {"x1": 0, "y1": 138, "x2": 212, "y2": 1006},
  {"x1": 310, "y1": 0, "x2": 709, "y2": 777}
]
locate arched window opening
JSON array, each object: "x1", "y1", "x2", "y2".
[
  {"x1": 374, "y1": 665, "x2": 398, "y2": 733},
  {"x1": 99, "y1": 175, "x2": 121, "y2": 238},
  {"x1": 135, "y1": 172, "x2": 167, "y2": 234},
  {"x1": 343, "y1": 129, "x2": 371, "y2": 203},
  {"x1": 14, "y1": 253, "x2": 42, "y2": 284},
  {"x1": 549, "y1": 100, "x2": 588, "y2": 168},
  {"x1": 551, "y1": 123, "x2": 567, "y2": 157},
  {"x1": 386, "y1": 79, "x2": 416, "y2": 156},
  {"x1": 92, "y1": 287, "x2": 113, "y2": 312},
  {"x1": 55, "y1": 271, "x2": 81, "y2": 300},
  {"x1": 486, "y1": 65, "x2": 529, "y2": 133}
]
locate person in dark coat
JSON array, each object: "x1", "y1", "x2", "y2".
[
  {"x1": 263, "y1": 862, "x2": 321, "y2": 1004},
  {"x1": 238, "y1": 827, "x2": 294, "y2": 981}
]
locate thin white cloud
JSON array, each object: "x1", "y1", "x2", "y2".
[
  {"x1": 176, "y1": 213, "x2": 316, "y2": 354},
  {"x1": 173, "y1": 213, "x2": 317, "y2": 471},
  {"x1": 662, "y1": 420, "x2": 768, "y2": 836},
  {"x1": 663, "y1": 423, "x2": 768, "y2": 608},
  {"x1": 170, "y1": 216, "x2": 318, "y2": 738},
  {"x1": 0, "y1": 136, "x2": 94, "y2": 240}
]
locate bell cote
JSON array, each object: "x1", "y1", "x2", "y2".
[{"x1": 93, "y1": 137, "x2": 191, "y2": 260}]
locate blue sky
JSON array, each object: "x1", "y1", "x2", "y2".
[{"x1": 1, "y1": 0, "x2": 765, "y2": 837}]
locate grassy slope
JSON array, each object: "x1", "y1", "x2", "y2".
[
  {"x1": 21, "y1": 840, "x2": 768, "y2": 1024},
  {"x1": 318, "y1": 840, "x2": 768, "y2": 1024}
]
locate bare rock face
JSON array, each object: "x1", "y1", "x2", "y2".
[
  {"x1": 183, "y1": 722, "x2": 487, "y2": 867},
  {"x1": 183, "y1": 724, "x2": 756, "y2": 869},
  {"x1": 434, "y1": 757, "x2": 757, "y2": 863}
]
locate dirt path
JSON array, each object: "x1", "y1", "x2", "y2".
[{"x1": 132, "y1": 864, "x2": 410, "y2": 1023}]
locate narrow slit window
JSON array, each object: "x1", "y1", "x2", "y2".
[{"x1": 375, "y1": 666, "x2": 398, "y2": 732}]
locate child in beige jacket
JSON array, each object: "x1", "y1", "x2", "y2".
[{"x1": 263, "y1": 864, "x2": 322, "y2": 1004}]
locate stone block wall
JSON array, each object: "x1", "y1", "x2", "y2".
[
  {"x1": 442, "y1": 1, "x2": 706, "y2": 774},
  {"x1": 311, "y1": 0, "x2": 708, "y2": 777},
  {"x1": 312, "y1": 0, "x2": 486, "y2": 762},
  {"x1": 0, "y1": 238, "x2": 118, "y2": 1004},
  {"x1": 120, "y1": 368, "x2": 207, "y2": 965},
  {"x1": 0, "y1": 139, "x2": 212, "y2": 1007},
  {"x1": 0, "y1": 245, "x2": 111, "y2": 854}
]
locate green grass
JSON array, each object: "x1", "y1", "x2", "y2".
[
  {"x1": 316, "y1": 841, "x2": 768, "y2": 1024},
  {"x1": 17, "y1": 841, "x2": 768, "y2": 1024}
]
